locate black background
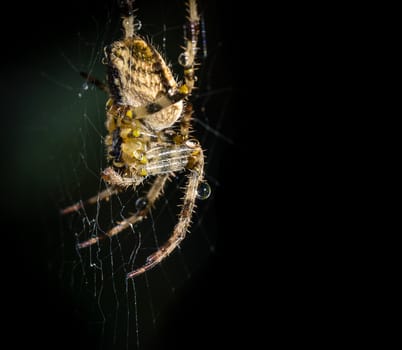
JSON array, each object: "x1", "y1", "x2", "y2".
[{"x1": 0, "y1": 1, "x2": 262, "y2": 349}]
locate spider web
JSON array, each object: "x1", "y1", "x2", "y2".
[{"x1": 45, "y1": 1, "x2": 233, "y2": 349}]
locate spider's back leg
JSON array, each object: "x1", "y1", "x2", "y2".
[{"x1": 127, "y1": 145, "x2": 205, "y2": 279}]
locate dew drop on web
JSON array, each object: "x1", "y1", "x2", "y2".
[
  {"x1": 197, "y1": 182, "x2": 211, "y2": 200},
  {"x1": 178, "y1": 52, "x2": 189, "y2": 67},
  {"x1": 135, "y1": 196, "x2": 148, "y2": 211}
]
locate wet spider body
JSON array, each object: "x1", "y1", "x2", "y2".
[{"x1": 62, "y1": 0, "x2": 210, "y2": 278}]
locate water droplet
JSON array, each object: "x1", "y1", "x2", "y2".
[
  {"x1": 78, "y1": 92, "x2": 82, "y2": 98},
  {"x1": 135, "y1": 197, "x2": 148, "y2": 211},
  {"x1": 197, "y1": 182, "x2": 211, "y2": 200},
  {"x1": 82, "y1": 82, "x2": 89, "y2": 91},
  {"x1": 178, "y1": 52, "x2": 189, "y2": 67},
  {"x1": 134, "y1": 20, "x2": 142, "y2": 31}
]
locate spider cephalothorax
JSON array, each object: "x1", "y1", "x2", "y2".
[{"x1": 61, "y1": 0, "x2": 210, "y2": 278}]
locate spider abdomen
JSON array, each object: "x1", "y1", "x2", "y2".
[{"x1": 106, "y1": 38, "x2": 183, "y2": 131}]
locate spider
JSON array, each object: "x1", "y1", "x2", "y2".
[{"x1": 61, "y1": 0, "x2": 210, "y2": 279}]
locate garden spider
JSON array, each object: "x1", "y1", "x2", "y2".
[{"x1": 61, "y1": 0, "x2": 210, "y2": 278}]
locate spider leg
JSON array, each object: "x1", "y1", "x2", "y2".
[
  {"x1": 101, "y1": 138, "x2": 195, "y2": 191},
  {"x1": 144, "y1": 142, "x2": 196, "y2": 175},
  {"x1": 80, "y1": 72, "x2": 109, "y2": 93},
  {"x1": 77, "y1": 174, "x2": 169, "y2": 249},
  {"x1": 127, "y1": 147, "x2": 204, "y2": 279},
  {"x1": 101, "y1": 167, "x2": 144, "y2": 189},
  {"x1": 181, "y1": 0, "x2": 200, "y2": 93},
  {"x1": 120, "y1": 0, "x2": 136, "y2": 39},
  {"x1": 60, "y1": 187, "x2": 118, "y2": 215}
]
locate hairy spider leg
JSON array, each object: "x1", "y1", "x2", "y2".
[
  {"x1": 181, "y1": 0, "x2": 200, "y2": 92},
  {"x1": 79, "y1": 72, "x2": 109, "y2": 93},
  {"x1": 60, "y1": 187, "x2": 118, "y2": 215}
]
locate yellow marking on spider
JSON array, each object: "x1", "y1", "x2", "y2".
[
  {"x1": 140, "y1": 168, "x2": 148, "y2": 176},
  {"x1": 131, "y1": 120, "x2": 141, "y2": 137},
  {"x1": 133, "y1": 40, "x2": 153, "y2": 59},
  {"x1": 179, "y1": 84, "x2": 189, "y2": 95},
  {"x1": 126, "y1": 109, "x2": 133, "y2": 118},
  {"x1": 140, "y1": 155, "x2": 148, "y2": 164}
]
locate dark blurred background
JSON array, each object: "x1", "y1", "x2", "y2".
[{"x1": 0, "y1": 1, "x2": 255, "y2": 349}]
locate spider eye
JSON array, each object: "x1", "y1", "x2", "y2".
[
  {"x1": 197, "y1": 182, "x2": 211, "y2": 200},
  {"x1": 135, "y1": 197, "x2": 148, "y2": 211}
]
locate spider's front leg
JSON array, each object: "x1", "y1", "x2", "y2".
[
  {"x1": 60, "y1": 187, "x2": 119, "y2": 215},
  {"x1": 180, "y1": 0, "x2": 200, "y2": 93},
  {"x1": 101, "y1": 166, "x2": 145, "y2": 189},
  {"x1": 127, "y1": 144, "x2": 205, "y2": 278}
]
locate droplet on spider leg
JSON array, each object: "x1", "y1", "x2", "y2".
[
  {"x1": 178, "y1": 52, "x2": 189, "y2": 67},
  {"x1": 197, "y1": 182, "x2": 211, "y2": 200},
  {"x1": 135, "y1": 197, "x2": 148, "y2": 211},
  {"x1": 134, "y1": 20, "x2": 142, "y2": 31}
]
